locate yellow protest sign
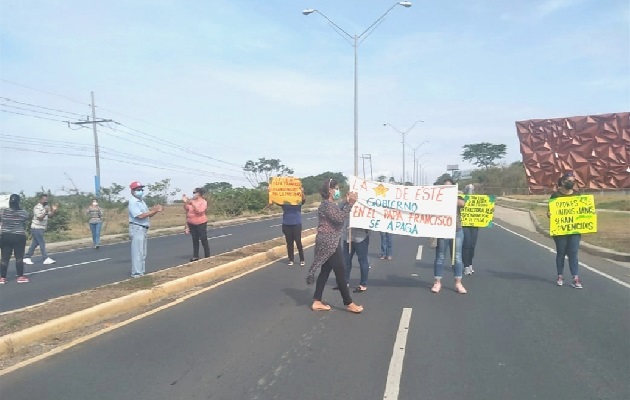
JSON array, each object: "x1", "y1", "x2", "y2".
[
  {"x1": 269, "y1": 177, "x2": 303, "y2": 205},
  {"x1": 549, "y1": 194, "x2": 597, "y2": 236},
  {"x1": 461, "y1": 195, "x2": 495, "y2": 227}
]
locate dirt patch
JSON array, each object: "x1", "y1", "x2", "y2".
[{"x1": 0, "y1": 229, "x2": 315, "y2": 371}]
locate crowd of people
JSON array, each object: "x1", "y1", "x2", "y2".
[{"x1": 0, "y1": 174, "x2": 585, "y2": 312}]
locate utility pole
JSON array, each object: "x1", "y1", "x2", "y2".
[{"x1": 70, "y1": 92, "x2": 112, "y2": 197}]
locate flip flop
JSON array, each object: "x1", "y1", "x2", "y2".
[
  {"x1": 311, "y1": 302, "x2": 331, "y2": 311},
  {"x1": 346, "y1": 303, "x2": 363, "y2": 314}
]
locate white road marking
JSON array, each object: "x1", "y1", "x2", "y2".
[
  {"x1": 383, "y1": 308, "x2": 413, "y2": 400},
  {"x1": 25, "y1": 258, "x2": 111, "y2": 276},
  {"x1": 209, "y1": 233, "x2": 232, "y2": 240},
  {"x1": 495, "y1": 222, "x2": 630, "y2": 289},
  {"x1": 269, "y1": 224, "x2": 282, "y2": 228}
]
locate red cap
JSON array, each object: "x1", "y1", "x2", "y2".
[{"x1": 129, "y1": 181, "x2": 144, "y2": 190}]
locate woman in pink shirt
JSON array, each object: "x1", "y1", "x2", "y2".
[{"x1": 182, "y1": 187, "x2": 210, "y2": 261}]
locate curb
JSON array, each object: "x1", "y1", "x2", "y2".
[
  {"x1": 0, "y1": 234, "x2": 317, "y2": 358},
  {"x1": 497, "y1": 204, "x2": 630, "y2": 262}
]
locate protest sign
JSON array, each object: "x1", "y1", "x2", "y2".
[
  {"x1": 461, "y1": 195, "x2": 495, "y2": 227},
  {"x1": 268, "y1": 177, "x2": 303, "y2": 205},
  {"x1": 549, "y1": 194, "x2": 597, "y2": 236},
  {"x1": 348, "y1": 176, "x2": 458, "y2": 238}
]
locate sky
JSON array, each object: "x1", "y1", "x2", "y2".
[{"x1": 1, "y1": 0, "x2": 628, "y2": 197}]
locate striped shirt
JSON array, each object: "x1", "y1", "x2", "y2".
[
  {"x1": 0, "y1": 208, "x2": 29, "y2": 235},
  {"x1": 87, "y1": 206, "x2": 103, "y2": 224}
]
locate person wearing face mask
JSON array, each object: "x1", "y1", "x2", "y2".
[
  {"x1": 182, "y1": 187, "x2": 210, "y2": 262},
  {"x1": 0, "y1": 194, "x2": 30, "y2": 283},
  {"x1": 128, "y1": 181, "x2": 163, "y2": 278},
  {"x1": 306, "y1": 179, "x2": 363, "y2": 314},
  {"x1": 23, "y1": 194, "x2": 58, "y2": 265},
  {"x1": 86, "y1": 199, "x2": 104, "y2": 249},
  {"x1": 547, "y1": 172, "x2": 583, "y2": 289}
]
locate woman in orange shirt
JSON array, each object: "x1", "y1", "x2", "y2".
[{"x1": 182, "y1": 187, "x2": 210, "y2": 261}]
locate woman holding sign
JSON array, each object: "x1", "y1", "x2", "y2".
[
  {"x1": 547, "y1": 172, "x2": 583, "y2": 289},
  {"x1": 432, "y1": 189, "x2": 468, "y2": 294},
  {"x1": 280, "y1": 188, "x2": 306, "y2": 266},
  {"x1": 462, "y1": 184, "x2": 479, "y2": 275},
  {"x1": 306, "y1": 179, "x2": 363, "y2": 314}
]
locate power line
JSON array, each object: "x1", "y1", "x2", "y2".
[
  {"x1": 0, "y1": 97, "x2": 88, "y2": 117},
  {"x1": 0, "y1": 79, "x2": 88, "y2": 105},
  {"x1": 1, "y1": 103, "x2": 86, "y2": 121},
  {"x1": 0, "y1": 135, "x2": 249, "y2": 182},
  {"x1": 0, "y1": 108, "x2": 70, "y2": 123}
]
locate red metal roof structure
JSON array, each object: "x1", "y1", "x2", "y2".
[{"x1": 516, "y1": 112, "x2": 630, "y2": 193}]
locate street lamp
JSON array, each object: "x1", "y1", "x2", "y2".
[
  {"x1": 409, "y1": 141, "x2": 429, "y2": 184},
  {"x1": 303, "y1": 2, "x2": 412, "y2": 177},
  {"x1": 383, "y1": 119, "x2": 423, "y2": 183}
]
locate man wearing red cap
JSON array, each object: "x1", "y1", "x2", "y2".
[{"x1": 128, "y1": 181, "x2": 163, "y2": 278}]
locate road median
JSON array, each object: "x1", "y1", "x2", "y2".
[{"x1": 0, "y1": 231, "x2": 316, "y2": 370}]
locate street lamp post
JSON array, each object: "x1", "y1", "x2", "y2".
[
  {"x1": 384, "y1": 119, "x2": 423, "y2": 183},
  {"x1": 303, "y1": 2, "x2": 412, "y2": 177},
  {"x1": 413, "y1": 150, "x2": 429, "y2": 185},
  {"x1": 409, "y1": 141, "x2": 429, "y2": 184}
]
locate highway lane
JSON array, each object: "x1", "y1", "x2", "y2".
[
  {"x1": 2, "y1": 216, "x2": 629, "y2": 399},
  {"x1": 0, "y1": 212, "x2": 318, "y2": 312}
]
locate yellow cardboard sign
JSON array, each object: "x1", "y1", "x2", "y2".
[
  {"x1": 549, "y1": 194, "x2": 597, "y2": 236},
  {"x1": 461, "y1": 195, "x2": 495, "y2": 227},
  {"x1": 269, "y1": 177, "x2": 302, "y2": 205}
]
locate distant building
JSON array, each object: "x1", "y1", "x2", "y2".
[{"x1": 515, "y1": 112, "x2": 629, "y2": 193}]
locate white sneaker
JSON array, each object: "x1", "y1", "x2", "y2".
[
  {"x1": 43, "y1": 257, "x2": 56, "y2": 265},
  {"x1": 469, "y1": 265, "x2": 475, "y2": 273},
  {"x1": 463, "y1": 266, "x2": 473, "y2": 275},
  {"x1": 23, "y1": 258, "x2": 34, "y2": 265}
]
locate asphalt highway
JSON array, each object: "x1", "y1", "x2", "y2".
[
  {"x1": 0, "y1": 212, "x2": 319, "y2": 312},
  {"x1": 1, "y1": 216, "x2": 629, "y2": 399}
]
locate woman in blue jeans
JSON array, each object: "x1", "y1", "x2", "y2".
[
  {"x1": 380, "y1": 232, "x2": 392, "y2": 260},
  {"x1": 431, "y1": 178, "x2": 467, "y2": 294},
  {"x1": 547, "y1": 172, "x2": 583, "y2": 289}
]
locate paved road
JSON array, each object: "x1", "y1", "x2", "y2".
[
  {"x1": 0, "y1": 212, "x2": 319, "y2": 312},
  {"x1": 2, "y1": 216, "x2": 629, "y2": 399}
]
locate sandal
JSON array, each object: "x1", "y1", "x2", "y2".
[
  {"x1": 353, "y1": 285, "x2": 367, "y2": 293},
  {"x1": 431, "y1": 282, "x2": 442, "y2": 293},
  {"x1": 346, "y1": 303, "x2": 363, "y2": 313},
  {"x1": 455, "y1": 283, "x2": 468, "y2": 294},
  {"x1": 311, "y1": 301, "x2": 331, "y2": 311}
]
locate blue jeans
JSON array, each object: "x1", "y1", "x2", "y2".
[
  {"x1": 380, "y1": 232, "x2": 392, "y2": 257},
  {"x1": 344, "y1": 237, "x2": 370, "y2": 286},
  {"x1": 90, "y1": 222, "x2": 102, "y2": 246},
  {"x1": 25, "y1": 228, "x2": 48, "y2": 259},
  {"x1": 129, "y1": 224, "x2": 148, "y2": 276},
  {"x1": 553, "y1": 234, "x2": 580, "y2": 276},
  {"x1": 434, "y1": 229, "x2": 464, "y2": 279}
]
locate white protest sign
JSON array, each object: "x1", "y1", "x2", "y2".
[{"x1": 348, "y1": 176, "x2": 458, "y2": 238}]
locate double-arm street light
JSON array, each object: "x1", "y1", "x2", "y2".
[
  {"x1": 303, "y1": 2, "x2": 412, "y2": 177},
  {"x1": 383, "y1": 119, "x2": 423, "y2": 183}
]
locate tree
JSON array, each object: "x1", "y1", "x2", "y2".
[
  {"x1": 243, "y1": 158, "x2": 294, "y2": 188},
  {"x1": 376, "y1": 175, "x2": 387, "y2": 183},
  {"x1": 300, "y1": 172, "x2": 347, "y2": 195},
  {"x1": 101, "y1": 183, "x2": 125, "y2": 203},
  {"x1": 145, "y1": 179, "x2": 180, "y2": 205},
  {"x1": 203, "y1": 182, "x2": 233, "y2": 194},
  {"x1": 461, "y1": 142, "x2": 507, "y2": 169}
]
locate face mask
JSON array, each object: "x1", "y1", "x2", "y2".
[
  {"x1": 42, "y1": 201, "x2": 49, "y2": 206},
  {"x1": 563, "y1": 181, "x2": 575, "y2": 190},
  {"x1": 92, "y1": 201, "x2": 98, "y2": 206},
  {"x1": 135, "y1": 190, "x2": 144, "y2": 198},
  {"x1": 333, "y1": 188, "x2": 341, "y2": 200}
]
